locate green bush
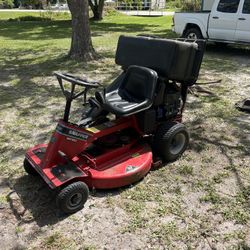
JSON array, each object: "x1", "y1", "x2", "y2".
[
  {"x1": 0, "y1": 0, "x2": 14, "y2": 8},
  {"x1": 166, "y1": 0, "x2": 182, "y2": 9},
  {"x1": 180, "y1": 0, "x2": 201, "y2": 11},
  {"x1": 40, "y1": 10, "x2": 70, "y2": 20},
  {"x1": 117, "y1": 0, "x2": 146, "y2": 10},
  {"x1": 166, "y1": 0, "x2": 201, "y2": 11},
  {"x1": 21, "y1": 0, "x2": 47, "y2": 9},
  {"x1": 14, "y1": 0, "x2": 21, "y2": 8},
  {"x1": 104, "y1": 6, "x2": 121, "y2": 17}
]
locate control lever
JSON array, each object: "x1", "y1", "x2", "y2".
[{"x1": 58, "y1": 150, "x2": 72, "y2": 164}]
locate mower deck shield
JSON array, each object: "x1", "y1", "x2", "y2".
[
  {"x1": 25, "y1": 144, "x2": 56, "y2": 188},
  {"x1": 25, "y1": 144, "x2": 87, "y2": 188},
  {"x1": 25, "y1": 142, "x2": 152, "y2": 190},
  {"x1": 87, "y1": 143, "x2": 152, "y2": 189}
]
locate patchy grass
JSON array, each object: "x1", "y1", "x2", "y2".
[
  {"x1": 212, "y1": 171, "x2": 230, "y2": 184},
  {"x1": 0, "y1": 11, "x2": 250, "y2": 250},
  {"x1": 0, "y1": 11, "x2": 41, "y2": 20},
  {"x1": 42, "y1": 232, "x2": 78, "y2": 250},
  {"x1": 177, "y1": 164, "x2": 194, "y2": 176},
  {"x1": 200, "y1": 188, "x2": 222, "y2": 204}
]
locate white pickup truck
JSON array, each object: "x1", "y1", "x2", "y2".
[{"x1": 173, "y1": 0, "x2": 250, "y2": 44}]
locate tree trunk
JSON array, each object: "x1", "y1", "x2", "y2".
[
  {"x1": 67, "y1": 0, "x2": 96, "y2": 60},
  {"x1": 89, "y1": 0, "x2": 105, "y2": 20}
]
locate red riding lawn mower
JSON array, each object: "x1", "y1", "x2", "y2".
[{"x1": 24, "y1": 35, "x2": 206, "y2": 214}]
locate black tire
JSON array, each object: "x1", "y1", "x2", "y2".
[
  {"x1": 183, "y1": 28, "x2": 203, "y2": 40},
  {"x1": 153, "y1": 122, "x2": 189, "y2": 162},
  {"x1": 56, "y1": 182, "x2": 89, "y2": 214},
  {"x1": 23, "y1": 158, "x2": 38, "y2": 176}
]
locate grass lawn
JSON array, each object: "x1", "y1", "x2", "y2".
[
  {"x1": 0, "y1": 10, "x2": 71, "y2": 20},
  {"x1": 0, "y1": 11, "x2": 250, "y2": 250}
]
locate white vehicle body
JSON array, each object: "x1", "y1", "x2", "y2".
[
  {"x1": 51, "y1": 3, "x2": 69, "y2": 10},
  {"x1": 173, "y1": 0, "x2": 250, "y2": 44}
]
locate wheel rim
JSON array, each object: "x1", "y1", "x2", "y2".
[
  {"x1": 68, "y1": 193, "x2": 83, "y2": 208},
  {"x1": 169, "y1": 133, "x2": 186, "y2": 155},
  {"x1": 187, "y1": 32, "x2": 198, "y2": 40}
]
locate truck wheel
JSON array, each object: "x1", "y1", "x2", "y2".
[
  {"x1": 56, "y1": 182, "x2": 89, "y2": 214},
  {"x1": 153, "y1": 122, "x2": 189, "y2": 162},
  {"x1": 184, "y1": 28, "x2": 203, "y2": 40},
  {"x1": 23, "y1": 158, "x2": 38, "y2": 176}
]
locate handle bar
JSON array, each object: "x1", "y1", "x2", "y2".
[
  {"x1": 54, "y1": 72, "x2": 102, "y2": 122},
  {"x1": 54, "y1": 72, "x2": 101, "y2": 88}
]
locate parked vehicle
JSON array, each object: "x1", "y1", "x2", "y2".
[
  {"x1": 51, "y1": 3, "x2": 69, "y2": 10},
  {"x1": 173, "y1": 0, "x2": 250, "y2": 44}
]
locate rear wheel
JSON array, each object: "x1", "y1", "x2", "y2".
[
  {"x1": 183, "y1": 28, "x2": 203, "y2": 40},
  {"x1": 153, "y1": 122, "x2": 189, "y2": 162},
  {"x1": 56, "y1": 182, "x2": 89, "y2": 214},
  {"x1": 23, "y1": 158, "x2": 38, "y2": 176}
]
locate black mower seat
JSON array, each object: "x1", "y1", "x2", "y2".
[{"x1": 103, "y1": 65, "x2": 158, "y2": 116}]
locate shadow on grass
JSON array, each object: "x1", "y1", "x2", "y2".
[
  {"x1": 206, "y1": 43, "x2": 250, "y2": 56},
  {"x1": 0, "y1": 19, "x2": 173, "y2": 41},
  {"x1": 187, "y1": 92, "x2": 250, "y2": 210},
  {"x1": 7, "y1": 175, "x2": 60, "y2": 227},
  {"x1": 8, "y1": 173, "x2": 132, "y2": 227},
  {"x1": 204, "y1": 44, "x2": 250, "y2": 74},
  {"x1": 0, "y1": 20, "x2": 71, "y2": 41},
  {"x1": 0, "y1": 47, "x2": 118, "y2": 115}
]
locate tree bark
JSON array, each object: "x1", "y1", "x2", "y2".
[
  {"x1": 89, "y1": 0, "x2": 105, "y2": 20},
  {"x1": 67, "y1": 0, "x2": 97, "y2": 60}
]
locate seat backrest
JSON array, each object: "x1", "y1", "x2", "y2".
[
  {"x1": 115, "y1": 35, "x2": 205, "y2": 86},
  {"x1": 119, "y1": 65, "x2": 158, "y2": 101}
]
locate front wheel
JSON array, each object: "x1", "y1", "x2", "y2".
[
  {"x1": 183, "y1": 28, "x2": 203, "y2": 40},
  {"x1": 56, "y1": 181, "x2": 89, "y2": 214},
  {"x1": 153, "y1": 122, "x2": 189, "y2": 162}
]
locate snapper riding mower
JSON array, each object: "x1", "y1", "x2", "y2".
[{"x1": 24, "y1": 35, "x2": 206, "y2": 214}]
